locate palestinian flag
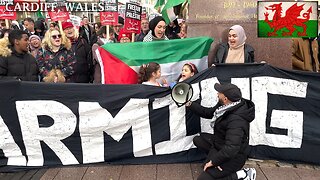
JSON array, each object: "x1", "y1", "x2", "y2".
[
  {"x1": 258, "y1": 1, "x2": 318, "y2": 38},
  {"x1": 161, "y1": 0, "x2": 189, "y2": 24},
  {"x1": 96, "y1": 37, "x2": 213, "y2": 84}
]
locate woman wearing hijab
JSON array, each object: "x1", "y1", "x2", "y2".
[
  {"x1": 143, "y1": 16, "x2": 169, "y2": 42},
  {"x1": 214, "y1": 25, "x2": 254, "y2": 64}
]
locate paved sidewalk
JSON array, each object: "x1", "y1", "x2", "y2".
[{"x1": 1, "y1": 159, "x2": 320, "y2": 179}]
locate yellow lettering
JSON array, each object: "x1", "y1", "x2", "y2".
[{"x1": 223, "y1": 2, "x2": 236, "y2": 9}]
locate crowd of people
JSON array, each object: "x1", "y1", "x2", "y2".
[
  {"x1": 0, "y1": 16, "x2": 192, "y2": 83},
  {"x1": 0, "y1": 14, "x2": 265, "y2": 180}
]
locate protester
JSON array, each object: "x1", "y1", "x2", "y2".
[
  {"x1": 143, "y1": 16, "x2": 169, "y2": 42},
  {"x1": 138, "y1": 62, "x2": 167, "y2": 86},
  {"x1": 118, "y1": 29, "x2": 132, "y2": 43},
  {"x1": 34, "y1": 20, "x2": 46, "y2": 38},
  {"x1": 166, "y1": 19, "x2": 181, "y2": 39},
  {"x1": 91, "y1": 26, "x2": 115, "y2": 84},
  {"x1": 176, "y1": 62, "x2": 198, "y2": 82},
  {"x1": 178, "y1": 23, "x2": 187, "y2": 39},
  {"x1": 29, "y1": 35, "x2": 42, "y2": 58},
  {"x1": 113, "y1": 16, "x2": 124, "y2": 42},
  {"x1": 0, "y1": 30, "x2": 39, "y2": 81},
  {"x1": 79, "y1": 16, "x2": 96, "y2": 46},
  {"x1": 135, "y1": 18, "x2": 149, "y2": 42},
  {"x1": 0, "y1": 29, "x2": 11, "y2": 39},
  {"x1": 23, "y1": 17, "x2": 36, "y2": 36},
  {"x1": 214, "y1": 25, "x2": 254, "y2": 64},
  {"x1": 11, "y1": 20, "x2": 24, "y2": 30},
  {"x1": 62, "y1": 21, "x2": 93, "y2": 83},
  {"x1": 94, "y1": 22, "x2": 101, "y2": 33},
  {"x1": 186, "y1": 83, "x2": 256, "y2": 180},
  {"x1": 292, "y1": 38, "x2": 319, "y2": 72},
  {"x1": 49, "y1": 22, "x2": 59, "y2": 30},
  {"x1": 96, "y1": 26, "x2": 116, "y2": 44},
  {"x1": 36, "y1": 28, "x2": 76, "y2": 82}
]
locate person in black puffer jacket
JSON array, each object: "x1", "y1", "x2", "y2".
[
  {"x1": 187, "y1": 83, "x2": 256, "y2": 180},
  {"x1": 0, "y1": 30, "x2": 39, "y2": 81}
]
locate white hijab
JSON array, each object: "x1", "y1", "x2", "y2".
[{"x1": 229, "y1": 25, "x2": 247, "y2": 49}]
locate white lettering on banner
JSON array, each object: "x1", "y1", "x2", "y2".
[
  {"x1": 0, "y1": 116, "x2": 26, "y2": 166},
  {"x1": 16, "y1": 101, "x2": 79, "y2": 166},
  {"x1": 249, "y1": 77, "x2": 307, "y2": 148},
  {"x1": 78, "y1": 102, "x2": 111, "y2": 164},
  {"x1": 79, "y1": 99, "x2": 152, "y2": 162},
  {"x1": 154, "y1": 94, "x2": 196, "y2": 154},
  {"x1": 232, "y1": 78, "x2": 251, "y2": 100},
  {"x1": 1, "y1": 76, "x2": 310, "y2": 167},
  {"x1": 199, "y1": 78, "x2": 220, "y2": 133}
]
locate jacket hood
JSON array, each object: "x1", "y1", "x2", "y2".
[
  {"x1": 0, "y1": 37, "x2": 12, "y2": 57},
  {"x1": 230, "y1": 98, "x2": 255, "y2": 123}
]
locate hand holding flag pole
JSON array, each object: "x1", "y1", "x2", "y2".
[
  {"x1": 107, "y1": 25, "x2": 110, "y2": 41},
  {"x1": 5, "y1": 19, "x2": 9, "y2": 29}
]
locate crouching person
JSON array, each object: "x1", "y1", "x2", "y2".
[{"x1": 186, "y1": 83, "x2": 256, "y2": 180}]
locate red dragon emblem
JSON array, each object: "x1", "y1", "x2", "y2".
[{"x1": 264, "y1": 3, "x2": 312, "y2": 37}]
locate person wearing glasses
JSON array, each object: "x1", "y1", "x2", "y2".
[
  {"x1": 36, "y1": 28, "x2": 76, "y2": 83},
  {"x1": 135, "y1": 17, "x2": 149, "y2": 42}
]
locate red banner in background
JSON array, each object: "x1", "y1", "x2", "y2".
[
  {"x1": 48, "y1": 6, "x2": 70, "y2": 22},
  {"x1": 100, "y1": 12, "x2": 119, "y2": 26},
  {"x1": 124, "y1": 18, "x2": 140, "y2": 34},
  {"x1": 0, "y1": 6, "x2": 16, "y2": 20},
  {"x1": 100, "y1": 0, "x2": 118, "y2": 25}
]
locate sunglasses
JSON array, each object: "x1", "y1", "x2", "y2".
[{"x1": 51, "y1": 34, "x2": 62, "y2": 39}]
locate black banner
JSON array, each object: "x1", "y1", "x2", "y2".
[{"x1": 0, "y1": 63, "x2": 320, "y2": 172}]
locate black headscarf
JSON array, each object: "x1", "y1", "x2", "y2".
[{"x1": 149, "y1": 16, "x2": 165, "y2": 37}]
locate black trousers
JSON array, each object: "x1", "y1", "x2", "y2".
[{"x1": 193, "y1": 133, "x2": 246, "y2": 180}]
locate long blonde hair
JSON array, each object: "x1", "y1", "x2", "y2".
[{"x1": 42, "y1": 28, "x2": 71, "y2": 50}]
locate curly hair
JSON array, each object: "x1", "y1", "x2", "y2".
[
  {"x1": 42, "y1": 28, "x2": 71, "y2": 50},
  {"x1": 138, "y1": 62, "x2": 160, "y2": 84}
]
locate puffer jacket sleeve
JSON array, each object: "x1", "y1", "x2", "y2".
[
  {"x1": 214, "y1": 44, "x2": 227, "y2": 64},
  {"x1": 188, "y1": 102, "x2": 220, "y2": 119},
  {"x1": 0, "y1": 56, "x2": 8, "y2": 77}
]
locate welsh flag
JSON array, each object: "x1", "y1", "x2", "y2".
[
  {"x1": 258, "y1": 1, "x2": 318, "y2": 38},
  {"x1": 96, "y1": 37, "x2": 213, "y2": 84}
]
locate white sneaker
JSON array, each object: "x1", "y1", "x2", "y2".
[{"x1": 243, "y1": 168, "x2": 256, "y2": 180}]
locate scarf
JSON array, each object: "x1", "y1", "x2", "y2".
[
  {"x1": 225, "y1": 45, "x2": 245, "y2": 63},
  {"x1": 143, "y1": 30, "x2": 169, "y2": 42},
  {"x1": 210, "y1": 100, "x2": 241, "y2": 128}
]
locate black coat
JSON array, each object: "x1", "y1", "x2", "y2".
[
  {"x1": 0, "y1": 48, "x2": 39, "y2": 81},
  {"x1": 189, "y1": 99, "x2": 255, "y2": 171},
  {"x1": 69, "y1": 38, "x2": 93, "y2": 83},
  {"x1": 214, "y1": 43, "x2": 255, "y2": 64},
  {"x1": 79, "y1": 25, "x2": 97, "y2": 46}
]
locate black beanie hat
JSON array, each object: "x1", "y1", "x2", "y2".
[{"x1": 149, "y1": 16, "x2": 165, "y2": 36}]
